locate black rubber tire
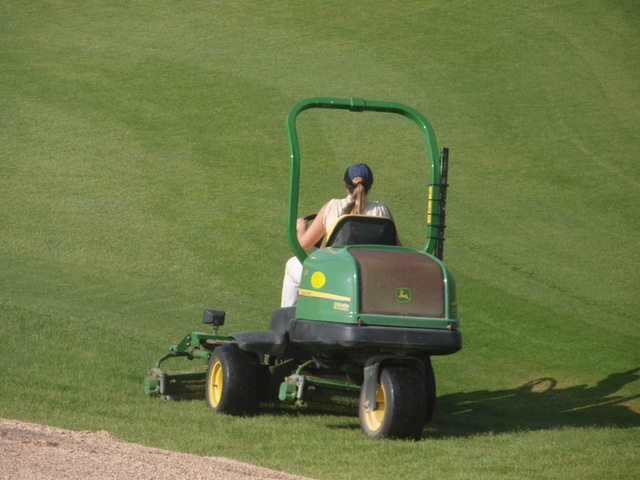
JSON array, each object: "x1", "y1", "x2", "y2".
[
  {"x1": 359, "y1": 366, "x2": 427, "y2": 440},
  {"x1": 423, "y1": 357, "x2": 437, "y2": 424},
  {"x1": 205, "y1": 343, "x2": 265, "y2": 415}
]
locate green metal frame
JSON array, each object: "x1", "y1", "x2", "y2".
[
  {"x1": 278, "y1": 360, "x2": 362, "y2": 408},
  {"x1": 144, "y1": 331, "x2": 234, "y2": 398},
  {"x1": 285, "y1": 97, "x2": 442, "y2": 263},
  {"x1": 155, "y1": 332, "x2": 234, "y2": 366}
]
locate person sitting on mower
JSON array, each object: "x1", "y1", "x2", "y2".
[{"x1": 281, "y1": 162, "x2": 397, "y2": 307}]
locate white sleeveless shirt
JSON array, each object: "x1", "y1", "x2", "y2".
[{"x1": 322, "y1": 196, "x2": 391, "y2": 232}]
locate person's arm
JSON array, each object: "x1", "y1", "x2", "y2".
[{"x1": 297, "y1": 202, "x2": 329, "y2": 249}]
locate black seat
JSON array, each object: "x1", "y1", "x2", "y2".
[{"x1": 321, "y1": 215, "x2": 397, "y2": 248}]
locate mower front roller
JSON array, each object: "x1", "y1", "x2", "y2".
[{"x1": 145, "y1": 310, "x2": 235, "y2": 400}]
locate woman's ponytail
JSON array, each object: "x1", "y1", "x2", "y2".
[{"x1": 344, "y1": 177, "x2": 367, "y2": 215}]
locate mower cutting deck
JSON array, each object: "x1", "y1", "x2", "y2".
[{"x1": 145, "y1": 97, "x2": 461, "y2": 439}]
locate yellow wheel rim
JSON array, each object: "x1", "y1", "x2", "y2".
[
  {"x1": 207, "y1": 360, "x2": 223, "y2": 407},
  {"x1": 363, "y1": 383, "x2": 386, "y2": 432}
]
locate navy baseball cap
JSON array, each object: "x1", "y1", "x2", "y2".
[{"x1": 344, "y1": 163, "x2": 373, "y2": 189}]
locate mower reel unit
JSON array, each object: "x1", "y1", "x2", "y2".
[{"x1": 145, "y1": 97, "x2": 461, "y2": 439}]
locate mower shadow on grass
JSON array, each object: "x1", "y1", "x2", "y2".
[{"x1": 426, "y1": 368, "x2": 640, "y2": 438}]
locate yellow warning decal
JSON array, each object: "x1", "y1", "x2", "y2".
[
  {"x1": 427, "y1": 186, "x2": 433, "y2": 224},
  {"x1": 298, "y1": 289, "x2": 350, "y2": 302},
  {"x1": 310, "y1": 271, "x2": 326, "y2": 289}
]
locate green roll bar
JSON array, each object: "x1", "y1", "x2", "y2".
[{"x1": 285, "y1": 97, "x2": 442, "y2": 263}]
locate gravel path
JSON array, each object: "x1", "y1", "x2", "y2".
[{"x1": 0, "y1": 418, "x2": 316, "y2": 480}]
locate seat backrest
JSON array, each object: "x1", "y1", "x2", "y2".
[{"x1": 321, "y1": 215, "x2": 397, "y2": 248}]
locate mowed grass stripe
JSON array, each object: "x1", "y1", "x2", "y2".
[{"x1": 1, "y1": 1, "x2": 638, "y2": 479}]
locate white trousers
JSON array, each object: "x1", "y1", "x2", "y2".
[{"x1": 281, "y1": 256, "x2": 303, "y2": 307}]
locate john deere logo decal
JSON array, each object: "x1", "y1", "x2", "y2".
[{"x1": 395, "y1": 288, "x2": 412, "y2": 303}]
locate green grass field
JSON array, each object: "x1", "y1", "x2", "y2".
[{"x1": 1, "y1": 1, "x2": 639, "y2": 478}]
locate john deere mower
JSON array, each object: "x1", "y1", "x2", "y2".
[{"x1": 144, "y1": 97, "x2": 461, "y2": 440}]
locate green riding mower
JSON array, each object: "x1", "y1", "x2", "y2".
[{"x1": 144, "y1": 97, "x2": 461, "y2": 440}]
